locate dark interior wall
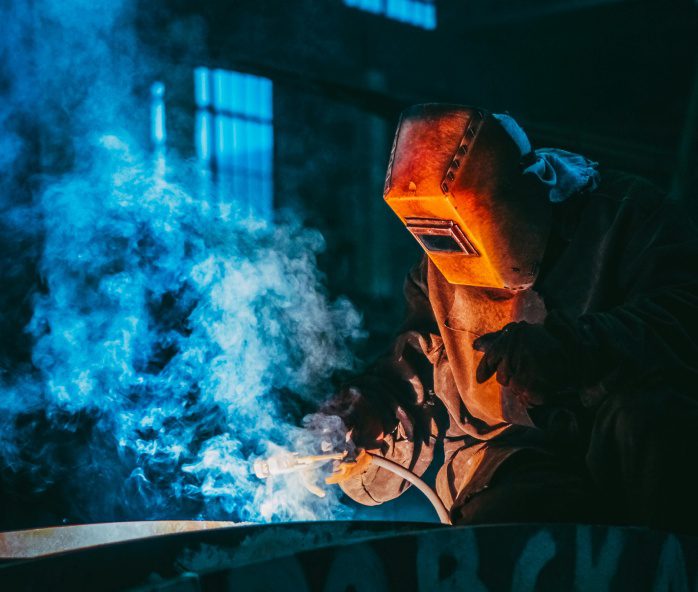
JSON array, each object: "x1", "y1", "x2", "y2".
[
  {"x1": 443, "y1": 0, "x2": 698, "y2": 182},
  {"x1": 170, "y1": 0, "x2": 696, "y2": 144},
  {"x1": 272, "y1": 84, "x2": 421, "y2": 350},
  {"x1": 273, "y1": 85, "x2": 411, "y2": 293},
  {"x1": 151, "y1": 0, "x2": 697, "y2": 353}
]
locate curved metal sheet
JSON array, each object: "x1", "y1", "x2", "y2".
[{"x1": 0, "y1": 520, "x2": 239, "y2": 559}]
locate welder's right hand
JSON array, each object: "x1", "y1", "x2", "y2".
[{"x1": 320, "y1": 386, "x2": 399, "y2": 452}]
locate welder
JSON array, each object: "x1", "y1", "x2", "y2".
[{"x1": 322, "y1": 104, "x2": 698, "y2": 533}]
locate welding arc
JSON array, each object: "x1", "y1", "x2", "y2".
[{"x1": 366, "y1": 452, "x2": 452, "y2": 525}]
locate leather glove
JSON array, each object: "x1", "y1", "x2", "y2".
[
  {"x1": 320, "y1": 382, "x2": 424, "y2": 452},
  {"x1": 472, "y1": 321, "x2": 578, "y2": 403},
  {"x1": 319, "y1": 386, "x2": 396, "y2": 451}
]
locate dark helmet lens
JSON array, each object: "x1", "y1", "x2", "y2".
[
  {"x1": 405, "y1": 218, "x2": 479, "y2": 256},
  {"x1": 416, "y1": 233, "x2": 462, "y2": 253}
]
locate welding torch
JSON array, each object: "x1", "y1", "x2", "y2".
[{"x1": 253, "y1": 450, "x2": 451, "y2": 525}]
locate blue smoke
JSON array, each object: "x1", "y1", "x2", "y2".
[{"x1": 0, "y1": 1, "x2": 363, "y2": 523}]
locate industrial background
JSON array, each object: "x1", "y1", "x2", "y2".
[
  {"x1": 1, "y1": 0, "x2": 697, "y2": 529},
  {"x1": 152, "y1": 0, "x2": 698, "y2": 345},
  {"x1": 7, "y1": 0, "x2": 698, "y2": 360}
]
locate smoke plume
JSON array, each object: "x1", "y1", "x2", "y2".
[{"x1": 0, "y1": 0, "x2": 362, "y2": 524}]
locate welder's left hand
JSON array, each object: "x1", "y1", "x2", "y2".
[{"x1": 472, "y1": 321, "x2": 576, "y2": 402}]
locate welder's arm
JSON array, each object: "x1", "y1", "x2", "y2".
[
  {"x1": 546, "y1": 198, "x2": 698, "y2": 396},
  {"x1": 327, "y1": 258, "x2": 444, "y2": 506},
  {"x1": 474, "y1": 196, "x2": 698, "y2": 402}
]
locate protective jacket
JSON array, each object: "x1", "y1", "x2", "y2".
[{"x1": 339, "y1": 170, "x2": 698, "y2": 516}]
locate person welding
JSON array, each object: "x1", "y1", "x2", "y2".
[{"x1": 322, "y1": 104, "x2": 698, "y2": 533}]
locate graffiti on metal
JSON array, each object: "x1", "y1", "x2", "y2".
[{"x1": 179, "y1": 524, "x2": 697, "y2": 591}]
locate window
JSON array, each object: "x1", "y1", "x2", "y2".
[
  {"x1": 194, "y1": 67, "x2": 274, "y2": 221},
  {"x1": 344, "y1": 0, "x2": 436, "y2": 30}
]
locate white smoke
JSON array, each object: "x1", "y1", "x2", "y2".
[{"x1": 0, "y1": 0, "x2": 363, "y2": 523}]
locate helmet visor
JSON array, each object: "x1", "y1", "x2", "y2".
[{"x1": 405, "y1": 218, "x2": 479, "y2": 255}]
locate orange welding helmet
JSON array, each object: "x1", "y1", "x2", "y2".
[{"x1": 384, "y1": 104, "x2": 552, "y2": 290}]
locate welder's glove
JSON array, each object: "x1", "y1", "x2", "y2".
[
  {"x1": 320, "y1": 383, "x2": 420, "y2": 452},
  {"x1": 319, "y1": 387, "x2": 391, "y2": 451},
  {"x1": 472, "y1": 321, "x2": 582, "y2": 403}
]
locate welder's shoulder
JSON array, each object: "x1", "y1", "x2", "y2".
[
  {"x1": 584, "y1": 170, "x2": 697, "y2": 246},
  {"x1": 590, "y1": 169, "x2": 666, "y2": 214}
]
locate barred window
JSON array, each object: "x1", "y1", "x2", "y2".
[{"x1": 194, "y1": 67, "x2": 274, "y2": 221}]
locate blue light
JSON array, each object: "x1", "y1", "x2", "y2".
[
  {"x1": 194, "y1": 67, "x2": 211, "y2": 108},
  {"x1": 424, "y1": 3, "x2": 436, "y2": 30},
  {"x1": 150, "y1": 81, "x2": 166, "y2": 147},
  {"x1": 232, "y1": 72, "x2": 247, "y2": 116},
  {"x1": 213, "y1": 69, "x2": 235, "y2": 113},
  {"x1": 195, "y1": 111, "x2": 212, "y2": 161},
  {"x1": 260, "y1": 78, "x2": 273, "y2": 121},
  {"x1": 347, "y1": 0, "x2": 436, "y2": 30}
]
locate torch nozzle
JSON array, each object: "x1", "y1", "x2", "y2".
[
  {"x1": 252, "y1": 449, "x2": 452, "y2": 524},
  {"x1": 252, "y1": 452, "x2": 346, "y2": 479}
]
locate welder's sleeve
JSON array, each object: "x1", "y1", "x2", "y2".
[
  {"x1": 546, "y1": 195, "x2": 698, "y2": 399},
  {"x1": 338, "y1": 257, "x2": 444, "y2": 506}
]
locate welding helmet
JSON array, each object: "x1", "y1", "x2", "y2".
[{"x1": 383, "y1": 104, "x2": 551, "y2": 290}]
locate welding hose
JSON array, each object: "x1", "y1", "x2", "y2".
[{"x1": 365, "y1": 452, "x2": 452, "y2": 525}]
